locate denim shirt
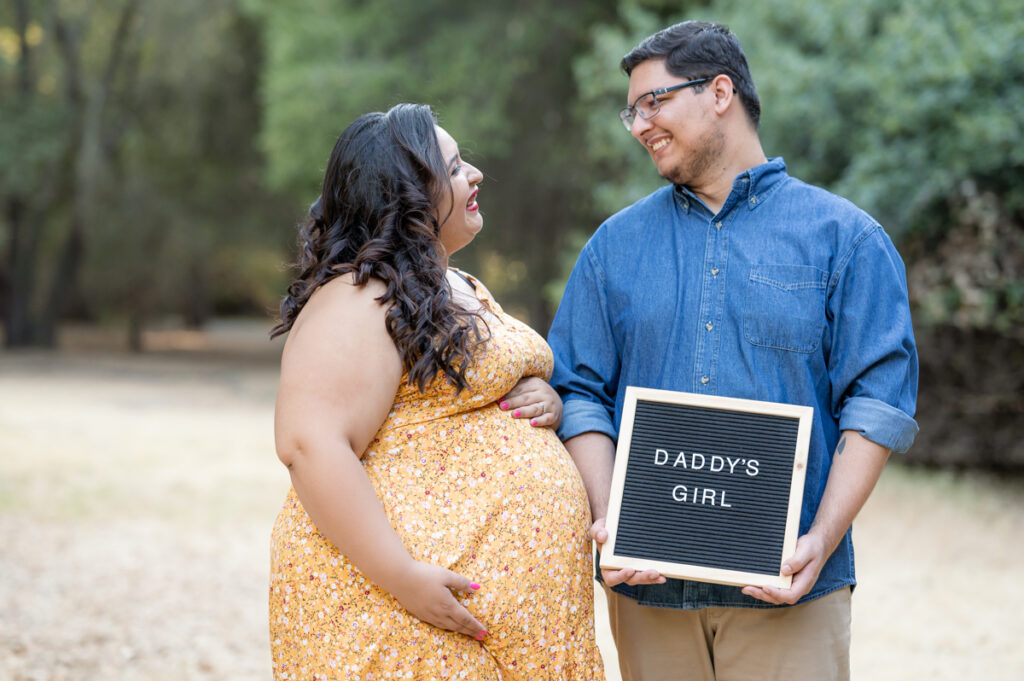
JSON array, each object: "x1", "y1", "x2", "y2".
[{"x1": 548, "y1": 157, "x2": 919, "y2": 609}]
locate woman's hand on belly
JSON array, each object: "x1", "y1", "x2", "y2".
[
  {"x1": 389, "y1": 560, "x2": 489, "y2": 640},
  {"x1": 498, "y1": 376, "x2": 562, "y2": 429}
]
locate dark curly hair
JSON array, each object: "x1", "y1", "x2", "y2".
[{"x1": 270, "y1": 103, "x2": 486, "y2": 392}]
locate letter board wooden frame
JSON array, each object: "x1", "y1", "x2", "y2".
[{"x1": 601, "y1": 386, "x2": 812, "y2": 588}]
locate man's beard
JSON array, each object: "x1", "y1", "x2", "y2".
[{"x1": 662, "y1": 128, "x2": 725, "y2": 187}]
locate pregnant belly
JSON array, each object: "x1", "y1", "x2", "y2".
[{"x1": 365, "y1": 413, "x2": 593, "y2": 631}]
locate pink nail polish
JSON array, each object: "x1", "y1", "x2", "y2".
[
  {"x1": 500, "y1": 402, "x2": 508, "y2": 409},
  {"x1": 469, "y1": 582, "x2": 481, "y2": 590},
  {"x1": 480, "y1": 630, "x2": 489, "y2": 637},
  {"x1": 513, "y1": 410, "x2": 521, "y2": 417},
  {"x1": 530, "y1": 419, "x2": 537, "y2": 426}
]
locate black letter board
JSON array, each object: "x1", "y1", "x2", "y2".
[{"x1": 601, "y1": 387, "x2": 812, "y2": 588}]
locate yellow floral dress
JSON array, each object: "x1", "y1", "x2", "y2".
[{"x1": 269, "y1": 273, "x2": 604, "y2": 680}]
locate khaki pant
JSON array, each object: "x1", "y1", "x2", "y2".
[{"x1": 604, "y1": 585, "x2": 851, "y2": 681}]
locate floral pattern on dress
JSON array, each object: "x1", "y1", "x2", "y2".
[{"x1": 269, "y1": 272, "x2": 604, "y2": 680}]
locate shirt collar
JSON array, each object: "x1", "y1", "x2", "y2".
[
  {"x1": 735, "y1": 156, "x2": 787, "y2": 211},
  {"x1": 673, "y1": 156, "x2": 789, "y2": 215}
]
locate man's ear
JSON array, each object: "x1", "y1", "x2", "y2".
[{"x1": 710, "y1": 74, "x2": 736, "y2": 115}]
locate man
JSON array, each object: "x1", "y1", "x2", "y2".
[{"x1": 548, "y1": 20, "x2": 919, "y2": 681}]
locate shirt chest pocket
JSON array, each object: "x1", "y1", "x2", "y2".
[{"x1": 743, "y1": 264, "x2": 828, "y2": 353}]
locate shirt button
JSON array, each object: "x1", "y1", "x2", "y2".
[
  {"x1": 715, "y1": 221, "x2": 723, "y2": 230},
  {"x1": 711, "y1": 268, "x2": 719, "y2": 276},
  {"x1": 749, "y1": 196, "x2": 758, "y2": 205},
  {"x1": 705, "y1": 321, "x2": 713, "y2": 331},
  {"x1": 701, "y1": 376, "x2": 710, "y2": 385}
]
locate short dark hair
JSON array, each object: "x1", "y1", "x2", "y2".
[{"x1": 621, "y1": 21, "x2": 761, "y2": 128}]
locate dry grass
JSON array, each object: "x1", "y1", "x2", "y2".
[{"x1": 1, "y1": 321, "x2": 1021, "y2": 680}]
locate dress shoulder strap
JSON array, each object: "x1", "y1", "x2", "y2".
[{"x1": 450, "y1": 268, "x2": 477, "y2": 292}]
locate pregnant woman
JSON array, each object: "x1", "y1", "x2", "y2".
[{"x1": 268, "y1": 103, "x2": 604, "y2": 680}]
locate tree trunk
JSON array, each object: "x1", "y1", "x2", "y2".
[
  {"x1": 36, "y1": 215, "x2": 85, "y2": 347},
  {"x1": 128, "y1": 312, "x2": 144, "y2": 353},
  {"x1": 3, "y1": 0, "x2": 39, "y2": 347},
  {"x1": 183, "y1": 262, "x2": 209, "y2": 329},
  {"x1": 30, "y1": 0, "x2": 140, "y2": 348},
  {"x1": 3, "y1": 196, "x2": 35, "y2": 346}
]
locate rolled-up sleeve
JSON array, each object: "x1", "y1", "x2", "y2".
[
  {"x1": 549, "y1": 242, "x2": 620, "y2": 442},
  {"x1": 829, "y1": 224, "x2": 920, "y2": 452}
]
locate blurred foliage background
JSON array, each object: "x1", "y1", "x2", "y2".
[{"x1": 1, "y1": 0, "x2": 1021, "y2": 469}]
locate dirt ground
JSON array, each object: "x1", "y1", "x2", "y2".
[{"x1": 1, "y1": 321, "x2": 1022, "y2": 680}]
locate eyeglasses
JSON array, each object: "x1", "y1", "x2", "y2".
[{"x1": 619, "y1": 78, "x2": 711, "y2": 130}]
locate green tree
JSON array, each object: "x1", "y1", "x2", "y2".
[
  {"x1": 714, "y1": 0, "x2": 1024, "y2": 332},
  {"x1": 0, "y1": 0, "x2": 142, "y2": 346},
  {"x1": 248, "y1": 0, "x2": 625, "y2": 329},
  {"x1": 81, "y1": 0, "x2": 293, "y2": 348},
  {"x1": 0, "y1": 0, "x2": 292, "y2": 349}
]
